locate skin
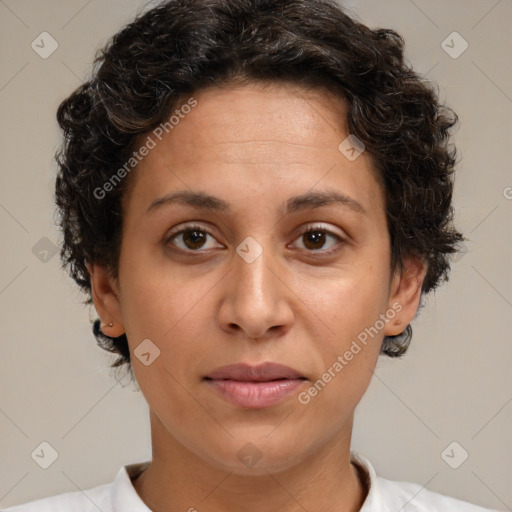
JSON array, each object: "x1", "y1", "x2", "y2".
[{"x1": 87, "y1": 82, "x2": 426, "y2": 512}]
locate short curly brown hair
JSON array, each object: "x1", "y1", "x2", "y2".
[{"x1": 55, "y1": 0, "x2": 463, "y2": 372}]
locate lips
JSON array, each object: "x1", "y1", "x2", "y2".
[
  {"x1": 204, "y1": 362, "x2": 307, "y2": 408},
  {"x1": 205, "y1": 362, "x2": 305, "y2": 381}
]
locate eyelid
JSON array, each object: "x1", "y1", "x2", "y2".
[
  {"x1": 166, "y1": 222, "x2": 215, "y2": 238},
  {"x1": 165, "y1": 223, "x2": 221, "y2": 247},
  {"x1": 294, "y1": 222, "x2": 346, "y2": 241}
]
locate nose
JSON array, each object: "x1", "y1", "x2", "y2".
[{"x1": 217, "y1": 244, "x2": 294, "y2": 340}]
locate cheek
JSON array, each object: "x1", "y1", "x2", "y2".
[
  {"x1": 117, "y1": 239, "x2": 199, "y2": 334},
  {"x1": 295, "y1": 274, "x2": 388, "y2": 428},
  {"x1": 298, "y1": 261, "x2": 391, "y2": 340},
  {"x1": 117, "y1": 252, "x2": 225, "y2": 380},
  {"x1": 292, "y1": 259, "x2": 392, "y2": 409}
]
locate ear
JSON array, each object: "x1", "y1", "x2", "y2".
[
  {"x1": 86, "y1": 262, "x2": 125, "y2": 337},
  {"x1": 383, "y1": 256, "x2": 427, "y2": 337}
]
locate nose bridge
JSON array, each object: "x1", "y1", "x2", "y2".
[
  {"x1": 218, "y1": 235, "x2": 293, "y2": 338},
  {"x1": 234, "y1": 237, "x2": 276, "y2": 308}
]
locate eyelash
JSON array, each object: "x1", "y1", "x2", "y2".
[{"x1": 165, "y1": 223, "x2": 346, "y2": 256}]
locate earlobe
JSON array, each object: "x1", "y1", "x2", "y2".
[
  {"x1": 86, "y1": 262, "x2": 125, "y2": 337},
  {"x1": 383, "y1": 256, "x2": 426, "y2": 337}
]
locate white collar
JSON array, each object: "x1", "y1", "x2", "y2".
[
  {"x1": 112, "y1": 460, "x2": 151, "y2": 511},
  {"x1": 351, "y1": 451, "x2": 386, "y2": 512}
]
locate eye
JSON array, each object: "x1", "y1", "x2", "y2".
[
  {"x1": 165, "y1": 223, "x2": 346, "y2": 255},
  {"x1": 291, "y1": 224, "x2": 346, "y2": 254},
  {"x1": 166, "y1": 224, "x2": 223, "y2": 252}
]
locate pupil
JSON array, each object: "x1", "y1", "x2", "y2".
[
  {"x1": 304, "y1": 231, "x2": 325, "y2": 250},
  {"x1": 185, "y1": 230, "x2": 206, "y2": 249}
]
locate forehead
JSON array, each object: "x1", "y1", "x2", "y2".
[
  {"x1": 171, "y1": 82, "x2": 349, "y2": 161},
  {"x1": 122, "y1": 82, "x2": 384, "y2": 218}
]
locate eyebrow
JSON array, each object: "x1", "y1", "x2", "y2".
[{"x1": 146, "y1": 189, "x2": 367, "y2": 215}]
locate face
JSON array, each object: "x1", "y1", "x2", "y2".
[{"x1": 90, "y1": 82, "x2": 424, "y2": 475}]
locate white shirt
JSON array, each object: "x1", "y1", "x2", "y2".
[{"x1": 2, "y1": 451, "x2": 502, "y2": 511}]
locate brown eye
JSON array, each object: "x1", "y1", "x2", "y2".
[
  {"x1": 302, "y1": 230, "x2": 328, "y2": 250},
  {"x1": 181, "y1": 229, "x2": 208, "y2": 250},
  {"x1": 292, "y1": 225, "x2": 345, "y2": 254},
  {"x1": 167, "y1": 225, "x2": 222, "y2": 252}
]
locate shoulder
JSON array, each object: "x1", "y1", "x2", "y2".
[
  {"x1": 1, "y1": 462, "x2": 150, "y2": 512},
  {"x1": 376, "y1": 475, "x2": 501, "y2": 511},
  {"x1": 1, "y1": 481, "x2": 113, "y2": 512},
  {"x1": 350, "y1": 451, "x2": 501, "y2": 512}
]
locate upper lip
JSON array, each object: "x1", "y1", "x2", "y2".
[{"x1": 205, "y1": 362, "x2": 305, "y2": 381}]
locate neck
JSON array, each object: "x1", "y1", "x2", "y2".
[{"x1": 132, "y1": 411, "x2": 368, "y2": 512}]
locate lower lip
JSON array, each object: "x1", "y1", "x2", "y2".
[{"x1": 206, "y1": 379, "x2": 306, "y2": 408}]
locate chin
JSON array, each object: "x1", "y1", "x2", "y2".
[{"x1": 195, "y1": 435, "x2": 312, "y2": 476}]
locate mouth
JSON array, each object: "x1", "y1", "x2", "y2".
[{"x1": 204, "y1": 362, "x2": 307, "y2": 409}]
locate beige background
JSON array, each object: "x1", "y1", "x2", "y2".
[{"x1": 1, "y1": 0, "x2": 511, "y2": 509}]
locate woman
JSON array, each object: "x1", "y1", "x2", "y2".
[{"x1": 4, "y1": 0, "x2": 502, "y2": 510}]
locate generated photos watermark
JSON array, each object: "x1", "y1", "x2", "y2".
[
  {"x1": 93, "y1": 97, "x2": 198, "y2": 200},
  {"x1": 298, "y1": 301, "x2": 403, "y2": 405}
]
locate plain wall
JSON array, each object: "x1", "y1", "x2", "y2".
[{"x1": 0, "y1": 0, "x2": 511, "y2": 509}]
